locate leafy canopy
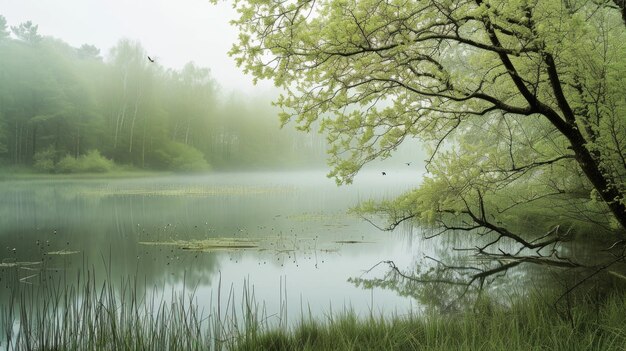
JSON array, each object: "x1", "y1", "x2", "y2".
[{"x1": 226, "y1": 0, "x2": 626, "y2": 240}]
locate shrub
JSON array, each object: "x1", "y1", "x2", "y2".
[
  {"x1": 33, "y1": 147, "x2": 56, "y2": 173},
  {"x1": 78, "y1": 150, "x2": 114, "y2": 172},
  {"x1": 152, "y1": 142, "x2": 210, "y2": 172},
  {"x1": 55, "y1": 154, "x2": 79, "y2": 173},
  {"x1": 55, "y1": 150, "x2": 114, "y2": 173}
]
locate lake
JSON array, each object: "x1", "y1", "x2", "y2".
[{"x1": 0, "y1": 170, "x2": 432, "y2": 331}]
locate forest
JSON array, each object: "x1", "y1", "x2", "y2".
[
  {"x1": 0, "y1": 15, "x2": 326, "y2": 173},
  {"x1": 3, "y1": 0, "x2": 626, "y2": 349}
]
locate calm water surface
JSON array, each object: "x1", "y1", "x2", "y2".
[{"x1": 0, "y1": 171, "x2": 428, "y2": 324}]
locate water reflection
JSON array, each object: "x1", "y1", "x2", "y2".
[
  {"x1": 350, "y1": 221, "x2": 626, "y2": 315},
  {"x1": 0, "y1": 171, "x2": 423, "y2": 328}
]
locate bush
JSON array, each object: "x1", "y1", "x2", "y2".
[
  {"x1": 55, "y1": 150, "x2": 115, "y2": 173},
  {"x1": 55, "y1": 154, "x2": 79, "y2": 173},
  {"x1": 152, "y1": 142, "x2": 210, "y2": 172},
  {"x1": 78, "y1": 150, "x2": 114, "y2": 172},
  {"x1": 33, "y1": 147, "x2": 56, "y2": 173}
]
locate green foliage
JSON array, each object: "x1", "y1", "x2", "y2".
[
  {"x1": 10, "y1": 21, "x2": 41, "y2": 44},
  {"x1": 0, "y1": 15, "x2": 9, "y2": 41},
  {"x1": 6, "y1": 264, "x2": 626, "y2": 350},
  {"x1": 0, "y1": 17, "x2": 327, "y2": 172},
  {"x1": 77, "y1": 44, "x2": 100, "y2": 60},
  {"x1": 228, "y1": 0, "x2": 626, "y2": 236},
  {"x1": 32, "y1": 147, "x2": 56, "y2": 173},
  {"x1": 236, "y1": 293, "x2": 626, "y2": 351},
  {"x1": 56, "y1": 150, "x2": 115, "y2": 173},
  {"x1": 0, "y1": 119, "x2": 7, "y2": 155},
  {"x1": 152, "y1": 142, "x2": 210, "y2": 172},
  {"x1": 55, "y1": 154, "x2": 78, "y2": 173},
  {"x1": 78, "y1": 150, "x2": 115, "y2": 172}
]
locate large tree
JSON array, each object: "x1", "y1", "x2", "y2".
[
  {"x1": 226, "y1": 0, "x2": 626, "y2": 267},
  {"x1": 11, "y1": 20, "x2": 42, "y2": 44},
  {"x1": 0, "y1": 15, "x2": 9, "y2": 42}
]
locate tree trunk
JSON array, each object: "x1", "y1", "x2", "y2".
[
  {"x1": 54, "y1": 121, "x2": 60, "y2": 152},
  {"x1": 114, "y1": 103, "x2": 127, "y2": 149},
  {"x1": 568, "y1": 131, "x2": 626, "y2": 231},
  {"x1": 75, "y1": 124, "x2": 80, "y2": 158},
  {"x1": 114, "y1": 69, "x2": 129, "y2": 149},
  {"x1": 14, "y1": 120, "x2": 18, "y2": 164},
  {"x1": 141, "y1": 116, "x2": 146, "y2": 168},
  {"x1": 184, "y1": 121, "x2": 190, "y2": 145},
  {"x1": 128, "y1": 91, "x2": 141, "y2": 154},
  {"x1": 31, "y1": 124, "x2": 37, "y2": 159}
]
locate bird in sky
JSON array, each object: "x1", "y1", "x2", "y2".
[
  {"x1": 405, "y1": 162, "x2": 411, "y2": 166},
  {"x1": 147, "y1": 56, "x2": 155, "y2": 63},
  {"x1": 382, "y1": 172, "x2": 386, "y2": 175}
]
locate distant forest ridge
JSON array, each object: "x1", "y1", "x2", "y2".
[{"x1": 0, "y1": 15, "x2": 328, "y2": 173}]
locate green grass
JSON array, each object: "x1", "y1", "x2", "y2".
[
  {"x1": 237, "y1": 294, "x2": 626, "y2": 351},
  {"x1": 3, "y1": 268, "x2": 626, "y2": 351},
  {"x1": 3, "y1": 271, "x2": 221, "y2": 350}
]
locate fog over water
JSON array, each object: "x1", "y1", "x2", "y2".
[
  {"x1": 0, "y1": 0, "x2": 440, "y2": 339},
  {"x1": 0, "y1": 171, "x2": 431, "y2": 324}
]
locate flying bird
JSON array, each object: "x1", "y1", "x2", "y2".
[
  {"x1": 405, "y1": 162, "x2": 411, "y2": 166},
  {"x1": 147, "y1": 56, "x2": 155, "y2": 63},
  {"x1": 382, "y1": 172, "x2": 386, "y2": 176}
]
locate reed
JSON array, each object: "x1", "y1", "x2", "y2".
[
  {"x1": 237, "y1": 293, "x2": 626, "y2": 351},
  {"x1": 2, "y1": 267, "x2": 626, "y2": 351},
  {"x1": 1, "y1": 268, "x2": 276, "y2": 350}
]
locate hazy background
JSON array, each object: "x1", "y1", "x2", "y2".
[
  {"x1": 0, "y1": 0, "x2": 426, "y2": 174},
  {"x1": 0, "y1": 0, "x2": 268, "y2": 94}
]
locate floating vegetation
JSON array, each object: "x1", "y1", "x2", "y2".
[
  {"x1": 334, "y1": 240, "x2": 374, "y2": 244},
  {"x1": 139, "y1": 234, "x2": 376, "y2": 254},
  {"x1": 80, "y1": 185, "x2": 296, "y2": 197},
  {"x1": 323, "y1": 223, "x2": 350, "y2": 228},
  {"x1": 287, "y1": 211, "x2": 353, "y2": 222},
  {"x1": 46, "y1": 250, "x2": 81, "y2": 255},
  {"x1": 139, "y1": 238, "x2": 260, "y2": 252},
  {"x1": 0, "y1": 261, "x2": 42, "y2": 268},
  {"x1": 138, "y1": 235, "x2": 355, "y2": 255}
]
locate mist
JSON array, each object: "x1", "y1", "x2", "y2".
[
  {"x1": 0, "y1": 18, "x2": 333, "y2": 173},
  {"x1": 3, "y1": 1, "x2": 624, "y2": 349}
]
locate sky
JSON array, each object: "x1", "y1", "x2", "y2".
[{"x1": 0, "y1": 0, "x2": 272, "y2": 93}]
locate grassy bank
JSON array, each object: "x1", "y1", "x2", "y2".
[
  {"x1": 2, "y1": 269, "x2": 626, "y2": 350},
  {"x1": 237, "y1": 294, "x2": 626, "y2": 351}
]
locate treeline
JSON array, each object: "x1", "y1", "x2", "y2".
[{"x1": 0, "y1": 16, "x2": 326, "y2": 173}]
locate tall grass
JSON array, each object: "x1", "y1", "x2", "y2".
[
  {"x1": 2, "y1": 267, "x2": 626, "y2": 350},
  {"x1": 237, "y1": 293, "x2": 626, "y2": 351},
  {"x1": 0, "y1": 267, "x2": 279, "y2": 351}
]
